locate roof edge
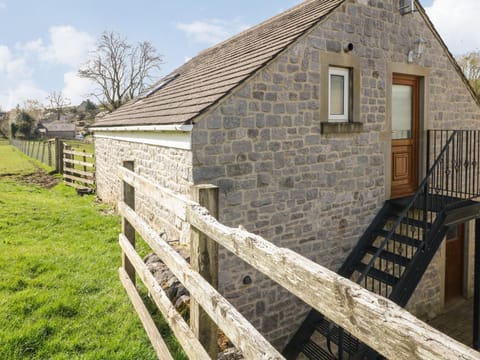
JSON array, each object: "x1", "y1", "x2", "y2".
[
  {"x1": 415, "y1": 0, "x2": 480, "y2": 107},
  {"x1": 190, "y1": 0, "x2": 346, "y2": 124},
  {"x1": 90, "y1": 124, "x2": 193, "y2": 132}
]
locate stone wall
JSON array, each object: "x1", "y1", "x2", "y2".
[
  {"x1": 191, "y1": 0, "x2": 480, "y2": 349},
  {"x1": 405, "y1": 245, "x2": 444, "y2": 320},
  {"x1": 93, "y1": 0, "x2": 480, "y2": 351},
  {"x1": 95, "y1": 137, "x2": 193, "y2": 243}
]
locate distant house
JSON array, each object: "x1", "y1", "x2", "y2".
[
  {"x1": 92, "y1": 0, "x2": 480, "y2": 354},
  {"x1": 42, "y1": 121, "x2": 76, "y2": 139}
]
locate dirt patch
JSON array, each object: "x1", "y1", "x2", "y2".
[{"x1": 19, "y1": 169, "x2": 60, "y2": 189}]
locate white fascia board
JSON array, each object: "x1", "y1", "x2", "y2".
[
  {"x1": 91, "y1": 124, "x2": 193, "y2": 132},
  {"x1": 94, "y1": 130, "x2": 192, "y2": 150}
]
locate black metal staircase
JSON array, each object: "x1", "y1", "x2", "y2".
[{"x1": 283, "y1": 130, "x2": 480, "y2": 359}]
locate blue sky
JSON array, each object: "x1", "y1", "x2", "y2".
[{"x1": 0, "y1": 0, "x2": 479, "y2": 110}]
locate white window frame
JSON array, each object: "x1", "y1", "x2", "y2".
[{"x1": 328, "y1": 67, "x2": 350, "y2": 122}]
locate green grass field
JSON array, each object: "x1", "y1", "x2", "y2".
[
  {"x1": 64, "y1": 140, "x2": 94, "y2": 154},
  {"x1": 0, "y1": 139, "x2": 38, "y2": 175},
  {"x1": 0, "y1": 141, "x2": 184, "y2": 359}
]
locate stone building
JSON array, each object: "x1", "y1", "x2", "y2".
[
  {"x1": 41, "y1": 121, "x2": 76, "y2": 139},
  {"x1": 92, "y1": 0, "x2": 480, "y2": 353}
]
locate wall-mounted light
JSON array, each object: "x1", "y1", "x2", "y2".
[{"x1": 407, "y1": 36, "x2": 425, "y2": 63}]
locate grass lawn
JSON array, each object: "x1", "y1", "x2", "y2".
[
  {"x1": 63, "y1": 140, "x2": 94, "y2": 154},
  {"x1": 0, "y1": 141, "x2": 184, "y2": 359},
  {"x1": 0, "y1": 139, "x2": 38, "y2": 175}
]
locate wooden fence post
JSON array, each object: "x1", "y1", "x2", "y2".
[
  {"x1": 122, "y1": 161, "x2": 136, "y2": 284},
  {"x1": 41, "y1": 142, "x2": 46, "y2": 163},
  {"x1": 64, "y1": 144, "x2": 73, "y2": 184},
  {"x1": 35, "y1": 141, "x2": 40, "y2": 161},
  {"x1": 55, "y1": 138, "x2": 64, "y2": 174},
  {"x1": 47, "y1": 141, "x2": 52, "y2": 167},
  {"x1": 190, "y1": 184, "x2": 219, "y2": 359},
  {"x1": 83, "y1": 150, "x2": 88, "y2": 181}
]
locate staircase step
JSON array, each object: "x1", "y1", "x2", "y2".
[
  {"x1": 301, "y1": 339, "x2": 336, "y2": 360},
  {"x1": 375, "y1": 229, "x2": 423, "y2": 248},
  {"x1": 388, "y1": 215, "x2": 432, "y2": 230},
  {"x1": 313, "y1": 317, "x2": 360, "y2": 355},
  {"x1": 355, "y1": 263, "x2": 399, "y2": 286},
  {"x1": 365, "y1": 246, "x2": 411, "y2": 267}
]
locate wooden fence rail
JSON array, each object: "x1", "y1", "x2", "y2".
[
  {"x1": 62, "y1": 144, "x2": 95, "y2": 192},
  {"x1": 118, "y1": 165, "x2": 480, "y2": 360},
  {"x1": 9, "y1": 138, "x2": 96, "y2": 193}
]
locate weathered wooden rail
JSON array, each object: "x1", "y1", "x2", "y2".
[
  {"x1": 62, "y1": 144, "x2": 95, "y2": 192},
  {"x1": 118, "y1": 164, "x2": 480, "y2": 360},
  {"x1": 9, "y1": 138, "x2": 96, "y2": 193}
]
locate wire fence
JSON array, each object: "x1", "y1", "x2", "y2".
[{"x1": 10, "y1": 138, "x2": 56, "y2": 168}]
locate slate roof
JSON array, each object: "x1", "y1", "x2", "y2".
[
  {"x1": 93, "y1": 0, "x2": 345, "y2": 127},
  {"x1": 43, "y1": 121, "x2": 76, "y2": 132}
]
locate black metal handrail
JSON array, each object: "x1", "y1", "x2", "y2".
[
  {"x1": 356, "y1": 130, "x2": 458, "y2": 285},
  {"x1": 429, "y1": 130, "x2": 480, "y2": 202},
  {"x1": 358, "y1": 130, "x2": 480, "y2": 289},
  {"x1": 326, "y1": 131, "x2": 462, "y2": 360},
  {"x1": 294, "y1": 130, "x2": 480, "y2": 360}
]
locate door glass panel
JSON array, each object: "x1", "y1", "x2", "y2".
[
  {"x1": 330, "y1": 75, "x2": 345, "y2": 115},
  {"x1": 392, "y1": 84, "x2": 412, "y2": 139}
]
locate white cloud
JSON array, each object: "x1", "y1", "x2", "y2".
[
  {"x1": 425, "y1": 0, "x2": 480, "y2": 55},
  {"x1": 38, "y1": 26, "x2": 95, "y2": 67},
  {"x1": 0, "y1": 45, "x2": 41, "y2": 109},
  {"x1": 0, "y1": 46, "x2": 31, "y2": 81},
  {"x1": 0, "y1": 83, "x2": 48, "y2": 110},
  {"x1": 15, "y1": 26, "x2": 94, "y2": 67},
  {"x1": 16, "y1": 38, "x2": 44, "y2": 53},
  {"x1": 0, "y1": 2, "x2": 6, "y2": 10},
  {"x1": 0, "y1": 45, "x2": 11, "y2": 71},
  {"x1": 0, "y1": 25, "x2": 96, "y2": 110},
  {"x1": 176, "y1": 18, "x2": 250, "y2": 45},
  {"x1": 62, "y1": 71, "x2": 95, "y2": 105}
]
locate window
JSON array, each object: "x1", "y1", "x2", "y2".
[
  {"x1": 320, "y1": 52, "x2": 361, "y2": 133},
  {"x1": 328, "y1": 67, "x2": 350, "y2": 122}
]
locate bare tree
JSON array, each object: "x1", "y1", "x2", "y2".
[
  {"x1": 46, "y1": 91, "x2": 71, "y2": 120},
  {"x1": 23, "y1": 99, "x2": 44, "y2": 113},
  {"x1": 457, "y1": 51, "x2": 480, "y2": 97},
  {"x1": 78, "y1": 31, "x2": 163, "y2": 112}
]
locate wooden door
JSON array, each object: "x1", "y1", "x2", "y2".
[
  {"x1": 445, "y1": 224, "x2": 465, "y2": 304},
  {"x1": 391, "y1": 74, "x2": 420, "y2": 198}
]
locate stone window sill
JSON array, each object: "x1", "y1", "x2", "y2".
[{"x1": 321, "y1": 122, "x2": 363, "y2": 134}]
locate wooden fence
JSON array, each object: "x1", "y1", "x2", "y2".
[
  {"x1": 118, "y1": 164, "x2": 480, "y2": 360},
  {"x1": 62, "y1": 144, "x2": 95, "y2": 192},
  {"x1": 9, "y1": 138, "x2": 95, "y2": 192},
  {"x1": 10, "y1": 138, "x2": 56, "y2": 168}
]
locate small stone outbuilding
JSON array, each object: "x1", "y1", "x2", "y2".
[{"x1": 92, "y1": 0, "x2": 480, "y2": 350}]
